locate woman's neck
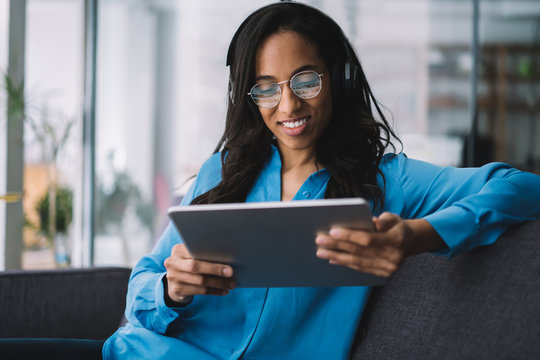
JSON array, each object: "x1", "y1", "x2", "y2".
[
  {"x1": 278, "y1": 146, "x2": 320, "y2": 201},
  {"x1": 279, "y1": 146, "x2": 318, "y2": 174}
]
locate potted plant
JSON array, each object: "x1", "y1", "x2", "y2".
[
  {"x1": 36, "y1": 186, "x2": 73, "y2": 266},
  {"x1": 3, "y1": 72, "x2": 74, "y2": 266}
]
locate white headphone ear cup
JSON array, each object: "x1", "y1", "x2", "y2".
[
  {"x1": 229, "y1": 78, "x2": 235, "y2": 104},
  {"x1": 344, "y1": 61, "x2": 356, "y2": 90},
  {"x1": 342, "y1": 40, "x2": 357, "y2": 90},
  {"x1": 343, "y1": 59, "x2": 359, "y2": 90}
]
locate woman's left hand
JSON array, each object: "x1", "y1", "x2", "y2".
[{"x1": 315, "y1": 212, "x2": 444, "y2": 278}]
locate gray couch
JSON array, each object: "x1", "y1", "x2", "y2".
[
  {"x1": 1, "y1": 221, "x2": 539, "y2": 359},
  {"x1": 352, "y1": 220, "x2": 540, "y2": 359},
  {"x1": 0, "y1": 267, "x2": 131, "y2": 339}
]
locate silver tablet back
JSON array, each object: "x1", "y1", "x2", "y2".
[{"x1": 168, "y1": 198, "x2": 387, "y2": 287}]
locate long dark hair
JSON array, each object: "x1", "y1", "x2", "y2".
[{"x1": 191, "y1": 2, "x2": 399, "y2": 210}]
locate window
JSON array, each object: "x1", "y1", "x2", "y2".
[
  {"x1": 22, "y1": 0, "x2": 84, "y2": 268},
  {"x1": 2, "y1": 0, "x2": 538, "y2": 270},
  {"x1": 93, "y1": 0, "x2": 275, "y2": 266}
]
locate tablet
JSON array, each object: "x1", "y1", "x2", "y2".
[{"x1": 168, "y1": 198, "x2": 387, "y2": 288}]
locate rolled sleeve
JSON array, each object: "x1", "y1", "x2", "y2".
[
  {"x1": 385, "y1": 154, "x2": 540, "y2": 258},
  {"x1": 424, "y1": 206, "x2": 480, "y2": 257}
]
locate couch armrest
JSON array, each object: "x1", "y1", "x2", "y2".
[
  {"x1": 0, "y1": 267, "x2": 131, "y2": 339},
  {"x1": 351, "y1": 220, "x2": 540, "y2": 359}
]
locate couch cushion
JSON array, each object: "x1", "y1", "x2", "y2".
[
  {"x1": 0, "y1": 338, "x2": 104, "y2": 360},
  {"x1": 0, "y1": 267, "x2": 131, "y2": 339},
  {"x1": 351, "y1": 221, "x2": 540, "y2": 359}
]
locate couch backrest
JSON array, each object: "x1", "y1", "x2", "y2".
[
  {"x1": 0, "y1": 267, "x2": 131, "y2": 339},
  {"x1": 351, "y1": 220, "x2": 540, "y2": 359}
]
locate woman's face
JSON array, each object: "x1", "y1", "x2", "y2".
[{"x1": 254, "y1": 31, "x2": 332, "y2": 157}]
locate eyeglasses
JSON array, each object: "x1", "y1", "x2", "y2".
[{"x1": 247, "y1": 70, "x2": 324, "y2": 108}]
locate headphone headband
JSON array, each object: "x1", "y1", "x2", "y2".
[
  {"x1": 226, "y1": 4, "x2": 360, "y2": 96},
  {"x1": 226, "y1": 12, "x2": 254, "y2": 67}
]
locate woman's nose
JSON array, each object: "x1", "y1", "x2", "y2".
[{"x1": 278, "y1": 84, "x2": 302, "y2": 113}]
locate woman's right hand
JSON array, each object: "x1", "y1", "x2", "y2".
[{"x1": 163, "y1": 243, "x2": 236, "y2": 305}]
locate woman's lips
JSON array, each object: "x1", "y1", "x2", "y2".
[{"x1": 278, "y1": 116, "x2": 310, "y2": 136}]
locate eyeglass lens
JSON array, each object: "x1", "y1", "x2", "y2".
[{"x1": 249, "y1": 70, "x2": 322, "y2": 108}]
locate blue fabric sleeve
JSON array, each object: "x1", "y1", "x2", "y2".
[
  {"x1": 123, "y1": 153, "x2": 223, "y2": 334},
  {"x1": 389, "y1": 154, "x2": 540, "y2": 258}
]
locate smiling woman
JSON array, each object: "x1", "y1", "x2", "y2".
[{"x1": 101, "y1": 3, "x2": 540, "y2": 360}]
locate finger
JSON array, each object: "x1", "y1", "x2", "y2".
[
  {"x1": 374, "y1": 212, "x2": 401, "y2": 232},
  {"x1": 354, "y1": 245, "x2": 403, "y2": 263},
  {"x1": 316, "y1": 248, "x2": 398, "y2": 274},
  {"x1": 316, "y1": 238, "x2": 403, "y2": 263},
  {"x1": 168, "y1": 282, "x2": 230, "y2": 298},
  {"x1": 345, "y1": 263, "x2": 394, "y2": 278},
  {"x1": 316, "y1": 234, "x2": 349, "y2": 250},
  {"x1": 328, "y1": 227, "x2": 372, "y2": 246},
  {"x1": 165, "y1": 257, "x2": 234, "y2": 278},
  {"x1": 174, "y1": 271, "x2": 236, "y2": 291},
  {"x1": 328, "y1": 227, "x2": 401, "y2": 247},
  {"x1": 316, "y1": 234, "x2": 366, "y2": 255},
  {"x1": 372, "y1": 216, "x2": 383, "y2": 232},
  {"x1": 171, "y1": 243, "x2": 192, "y2": 259}
]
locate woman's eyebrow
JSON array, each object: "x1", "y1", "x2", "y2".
[{"x1": 255, "y1": 64, "x2": 320, "y2": 82}]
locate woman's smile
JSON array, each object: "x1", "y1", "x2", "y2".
[{"x1": 278, "y1": 116, "x2": 310, "y2": 135}]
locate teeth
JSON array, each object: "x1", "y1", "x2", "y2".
[{"x1": 282, "y1": 118, "x2": 307, "y2": 128}]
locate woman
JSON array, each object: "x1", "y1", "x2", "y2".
[{"x1": 103, "y1": 3, "x2": 540, "y2": 359}]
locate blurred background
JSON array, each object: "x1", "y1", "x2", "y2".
[{"x1": 1, "y1": 0, "x2": 539, "y2": 270}]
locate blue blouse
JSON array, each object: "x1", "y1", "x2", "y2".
[{"x1": 103, "y1": 146, "x2": 540, "y2": 359}]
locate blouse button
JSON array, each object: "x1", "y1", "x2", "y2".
[{"x1": 302, "y1": 191, "x2": 310, "y2": 198}]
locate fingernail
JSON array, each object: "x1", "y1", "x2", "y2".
[
  {"x1": 222, "y1": 267, "x2": 233, "y2": 277},
  {"x1": 329, "y1": 260, "x2": 338, "y2": 265},
  {"x1": 329, "y1": 228, "x2": 344, "y2": 237},
  {"x1": 317, "y1": 249, "x2": 328, "y2": 258},
  {"x1": 315, "y1": 236, "x2": 328, "y2": 245}
]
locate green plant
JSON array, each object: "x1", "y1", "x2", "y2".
[
  {"x1": 36, "y1": 186, "x2": 73, "y2": 237},
  {"x1": 1, "y1": 73, "x2": 26, "y2": 204},
  {"x1": 3, "y1": 72, "x2": 26, "y2": 126},
  {"x1": 96, "y1": 170, "x2": 154, "y2": 234}
]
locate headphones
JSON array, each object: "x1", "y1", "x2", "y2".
[
  {"x1": 342, "y1": 40, "x2": 359, "y2": 91},
  {"x1": 226, "y1": 23, "x2": 242, "y2": 68},
  {"x1": 226, "y1": 8, "x2": 360, "y2": 101},
  {"x1": 226, "y1": 14, "x2": 251, "y2": 104}
]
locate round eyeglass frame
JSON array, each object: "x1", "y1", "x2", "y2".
[{"x1": 247, "y1": 70, "x2": 324, "y2": 109}]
